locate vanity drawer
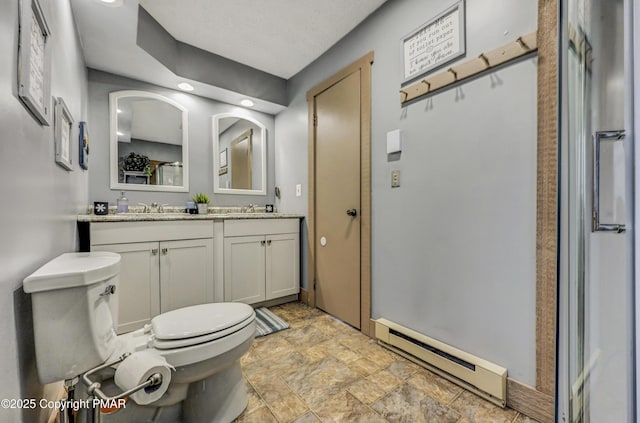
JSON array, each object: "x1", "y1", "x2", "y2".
[
  {"x1": 91, "y1": 221, "x2": 214, "y2": 245},
  {"x1": 224, "y1": 218, "x2": 299, "y2": 237}
]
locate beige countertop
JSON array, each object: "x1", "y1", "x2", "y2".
[{"x1": 78, "y1": 212, "x2": 304, "y2": 222}]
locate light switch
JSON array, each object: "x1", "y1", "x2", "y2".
[
  {"x1": 391, "y1": 170, "x2": 400, "y2": 188},
  {"x1": 296, "y1": 184, "x2": 302, "y2": 197}
]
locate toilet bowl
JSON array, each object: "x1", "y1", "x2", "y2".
[{"x1": 23, "y1": 252, "x2": 255, "y2": 423}]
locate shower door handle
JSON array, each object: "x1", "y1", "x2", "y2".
[{"x1": 592, "y1": 130, "x2": 626, "y2": 233}]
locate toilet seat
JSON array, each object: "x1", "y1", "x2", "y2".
[
  {"x1": 151, "y1": 302, "x2": 255, "y2": 349},
  {"x1": 114, "y1": 302, "x2": 256, "y2": 368}
]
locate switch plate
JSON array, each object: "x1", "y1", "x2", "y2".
[
  {"x1": 296, "y1": 184, "x2": 302, "y2": 197},
  {"x1": 391, "y1": 170, "x2": 400, "y2": 187}
]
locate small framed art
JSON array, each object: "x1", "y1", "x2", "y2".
[
  {"x1": 220, "y1": 148, "x2": 228, "y2": 168},
  {"x1": 79, "y1": 121, "x2": 89, "y2": 170},
  {"x1": 18, "y1": 0, "x2": 52, "y2": 125},
  {"x1": 54, "y1": 97, "x2": 73, "y2": 170}
]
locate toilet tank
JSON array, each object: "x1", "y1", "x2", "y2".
[{"x1": 23, "y1": 252, "x2": 121, "y2": 384}]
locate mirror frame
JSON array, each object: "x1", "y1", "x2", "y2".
[
  {"x1": 212, "y1": 113, "x2": 267, "y2": 196},
  {"x1": 109, "y1": 90, "x2": 189, "y2": 192}
]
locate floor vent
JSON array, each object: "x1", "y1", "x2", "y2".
[{"x1": 375, "y1": 318, "x2": 507, "y2": 407}]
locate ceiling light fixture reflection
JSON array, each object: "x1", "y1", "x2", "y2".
[
  {"x1": 177, "y1": 82, "x2": 194, "y2": 92},
  {"x1": 240, "y1": 99, "x2": 254, "y2": 107}
]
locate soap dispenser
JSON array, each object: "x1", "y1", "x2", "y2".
[{"x1": 116, "y1": 191, "x2": 129, "y2": 213}]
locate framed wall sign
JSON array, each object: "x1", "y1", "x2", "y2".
[
  {"x1": 402, "y1": 0, "x2": 466, "y2": 84},
  {"x1": 79, "y1": 121, "x2": 89, "y2": 170},
  {"x1": 54, "y1": 98, "x2": 74, "y2": 170},
  {"x1": 18, "y1": 0, "x2": 52, "y2": 125}
]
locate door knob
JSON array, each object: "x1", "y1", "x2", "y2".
[{"x1": 346, "y1": 209, "x2": 357, "y2": 217}]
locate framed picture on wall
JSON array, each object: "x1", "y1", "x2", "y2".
[
  {"x1": 401, "y1": 0, "x2": 466, "y2": 84},
  {"x1": 54, "y1": 97, "x2": 73, "y2": 171},
  {"x1": 79, "y1": 121, "x2": 89, "y2": 170},
  {"x1": 18, "y1": 0, "x2": 52, "y2": 125}
]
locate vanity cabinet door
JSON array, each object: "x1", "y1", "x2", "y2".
[
  {"x1": 93, "y1": 242, "x2": 160, "y2": 334},
  {"x1": 159, "y1": 238, "x2": 214, "y2": 313},
  {"x1": 266, "y1": 233, "x2": 300, "y2": 300},
  {"x1": 224, "y1": 235, "x2": 266, "y2": 304}
]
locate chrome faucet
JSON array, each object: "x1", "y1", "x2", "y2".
[
  {"x1": 241, "y1": 204, "x2": 255, "y2": 213},
  {"x1": 138, "y1": 203, "x2": 149, "y2": 213},
  {"x1": 159, "y1": 204, "x2": 169, "y2": 213}
]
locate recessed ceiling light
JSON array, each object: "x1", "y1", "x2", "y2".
[
  {"x1": 177, "y1": 82, "x2": 194, "y2": 92},
  {"x1": 97, "y1": 0, "x2": 123, "y2": 5},
  {"x1": 240, "y1": 99, "x2": 254, "y2": 107}
]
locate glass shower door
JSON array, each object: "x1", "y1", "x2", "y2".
[{"x1": 562, "y1": 0, "x2": 634, "y2": 421}]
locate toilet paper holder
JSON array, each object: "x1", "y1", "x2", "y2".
[{"x1": 81, "y1": 353, "x2": 163, "y2": 402}]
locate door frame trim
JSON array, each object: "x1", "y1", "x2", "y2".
[
  {"x1": 536, "y1": 0, "x2": 558, "y2": 399},
  {"x1": 306, "y1": 51, "x2": 374, "y2": 335}
]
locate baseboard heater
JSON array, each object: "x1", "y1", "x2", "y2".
[{"x1": 375, "y1": 318, "x2": 507, "y2": 407}]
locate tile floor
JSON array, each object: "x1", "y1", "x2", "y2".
[{"x1": 235, "y1": 301, "x2": 539, "y2": 423}]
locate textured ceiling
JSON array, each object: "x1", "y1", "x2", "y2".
[
  {"x1": 70, "y1": 0, "x2": 387, "y2": 113},
  {"x1": 138, "y1": 0, "x2": 387, "y2": 79}
]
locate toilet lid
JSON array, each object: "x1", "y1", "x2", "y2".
[{"x1": 151, "y1": 302, "x2": 254, "y2": 341}]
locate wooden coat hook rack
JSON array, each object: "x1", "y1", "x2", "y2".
[{"x1": 400, "y1": 31, "x2": 538, "y2": 105}]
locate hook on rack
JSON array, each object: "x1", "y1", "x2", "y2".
[
  {"x1": 479, "y1": 53, "x2": 491, "y2": 67},
  {"x1": 399, "y1": 31, "x2": 538, "y2": 105},
  {"x1": 516, "y1": 36, "x2": 530, "y2": 51}
]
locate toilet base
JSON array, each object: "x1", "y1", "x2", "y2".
[
  {"x1": 77, "y1": 361, "x2": 248, "y2": 423},
  {"x1": 183, "y1": 362, "x2": 248, "y2": 423}
]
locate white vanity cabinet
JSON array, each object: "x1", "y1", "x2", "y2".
[
  {"x1": 92, "y1": 241, "x2": 160, "y2": 334},
  {"x1": 90, "y1": 221, "x2": 214, "y2": 334},
  {"x1": 223, "y1": 219, "x2": 299, "y2": 304}
]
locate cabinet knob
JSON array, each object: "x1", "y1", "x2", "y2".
[
  {"x1": 260, "y1": 240, "x2": 266, "y2": 246},
  {"x1": 267, "y1": 240, "x2": 272, "y2": 245},
  {"x1": 151, "y1": 248, "x2": 158, "y2": 255},
  {"x1": 162, "y1": 248, "x2": 168, "y2": 255}
]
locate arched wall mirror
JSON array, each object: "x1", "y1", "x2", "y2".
[
  {"x1": 109, "y1": 90, "x2": 189, "y2": 192},
  {"x1": 212, "y1": 113, "x2": 266, "y2": 195}
]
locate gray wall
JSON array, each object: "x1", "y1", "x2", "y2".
[
  {"x1": 275, "y1": 0, "x2": 538, "y2": 384},
  {"x1": 88, "y1": 70, "x2": 276, "y2": 207},
  {"x1": 0, "y1": 0, "x2": 88, "y2": 421}
]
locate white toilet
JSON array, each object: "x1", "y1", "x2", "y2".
[{"x1": 23, "y1": 252, "x2": 256, "y2": 423}]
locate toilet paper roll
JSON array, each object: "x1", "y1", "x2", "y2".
[{"x1": 114, "y1": 351, "x2": 174, "y2": 405}]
